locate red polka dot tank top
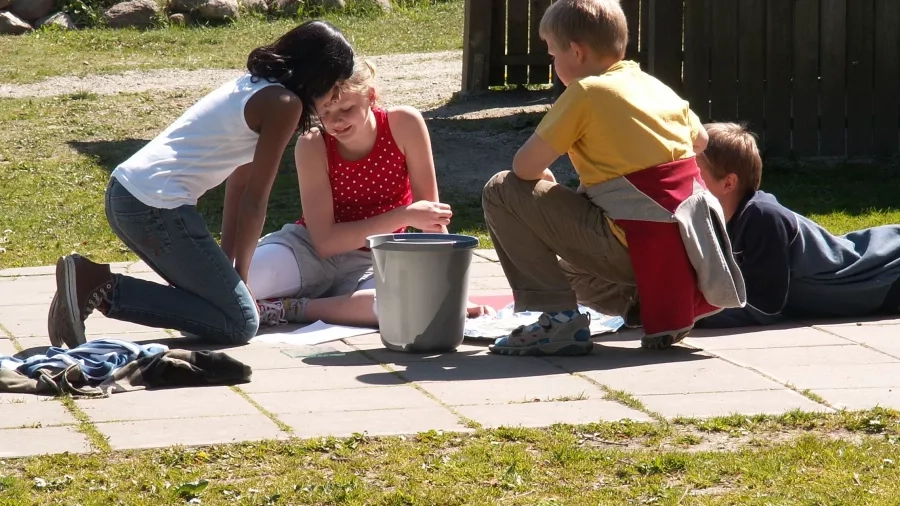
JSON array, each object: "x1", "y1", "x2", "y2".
[{"x1": 298, "y1": 107, "x2": 412, "y2": 234}]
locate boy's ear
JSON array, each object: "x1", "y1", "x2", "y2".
[
  {"x1": 570, "y1": 41, "x2": 586, "y2": 63},
  {"x1": 723, "y1": 173, "x2": 740, "y2": 194}
]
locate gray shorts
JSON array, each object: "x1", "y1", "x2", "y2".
[{"x1": 257, "y1": 223, "x2": 374, "y2": 299}]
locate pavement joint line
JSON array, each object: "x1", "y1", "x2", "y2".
[
  {"x1": 229, "y1": 386, "x2": 294, "y2": 434},
  {"x1": 810, "y1": 324, "x2": 900, "y2": 361},
  {"x1": 58, "y1": 395, "x2": 112, "y2": 453},
  {"x1": 689, "y1": 348, "x2": 836, "y2": 411},
  {"x1": 784, "y1": 383, "x2": 835, "y2": 409},
  {"x1": 346, "y1": 341, "x2": 483, "y2": 430}
]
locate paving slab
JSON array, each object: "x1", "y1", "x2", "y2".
[
  {"x1": 0, "y1": 427, "x2": 91, "y2": 457},
  {"x1": 76, "y1": 386, "x2": 258, "y2": 422},
  {"x1": 279, "y1": 407, "x2": 468, "y2": 438},
  {"x1": 456, "y1": 399, "x2": 650, "y2": 428},
  {"x1": 96, "y1": 414, "x2": 287, "y2": 450},
  {"x1": 812, "y1": 324, "x2": 900, "y2": 359},
  {"x1": 225, "y1": 342, "x2": 377, "y2": 370},
  {"x1": 0, "y1": 398, "x2": 76, "y2": 429},
  {"x1": 2, "y1": 250, "x2": 898, "y2": 458},
  {"x1": 250, "y1": 385, "x2": 441, "y2": 415},
  {"x1": 685, "y1": 324, "x2": 854, "y2": 350},
  {"x1": 812, "y1": 388, "x2": 900, "y2": 410},
  {"x1": 711, "y1": 344, "x2": 898, "y2": 368},
  {"x1": 761, "y1": 363, "x2": 900, "y2": 390},
  {"x1": 239, "y1": 364, "x2": 406, "y2": 394},
  {"x1": 551, "y1": 354, "x2": 787, "y2": 396},
  {"x1": 638, "y1": 389, "x2": 830, "y2": 419}
]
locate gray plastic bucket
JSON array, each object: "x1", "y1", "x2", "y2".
[{"x1": 367, "y1": 233, "x2": 479, "y2": 353}]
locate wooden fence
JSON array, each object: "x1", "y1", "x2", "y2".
[{"x1": 462, "y1": 0, "x2": 900, "y2": 158}]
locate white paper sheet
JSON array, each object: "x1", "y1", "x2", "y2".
[{"x1": 251, "y1": 320, "x2": 378, "y2": 346}]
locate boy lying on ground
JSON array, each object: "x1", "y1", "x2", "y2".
[{"x1": 696, "y1": 123, "x2": 900, "y2": 327}]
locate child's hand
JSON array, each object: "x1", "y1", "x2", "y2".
[
  {"x1": 541, "y1": 168, "x2": 557, "y2": 183},
  {"x1": 466, "y1": 302, "x2": 496, "y2": 318},
  {"x1": 405, "y1": 200, "x2": 452, "y2": 231}
]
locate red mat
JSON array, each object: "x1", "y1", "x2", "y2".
[{"x1": 469, "y1": 293, "x2": 514, "y2": 310}]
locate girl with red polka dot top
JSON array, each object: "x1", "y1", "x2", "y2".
[{"x1": 248, "y1": 59, "x2": 494, "y2": 327}]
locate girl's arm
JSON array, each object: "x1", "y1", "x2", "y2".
[
  {"x1": 231, "y1": 87, "x2": 304, "y2": 283},
  {"x1": 298, "y1": 132, "x2": 449, "y2": 258},
  {"x1": 221, "y1": 163, "x2": 252, "y2": 262},
  {"x1": 389, "y1": 106, "x2": 439, "y2": 203},
  {"x1": 389, "y1": 106, "x2": 450, "y2": 233}
]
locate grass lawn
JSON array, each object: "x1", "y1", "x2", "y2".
[
  {"x1": 0, "y1": 1, "x2": 464, "y2": 84},
  {"x1": 0, "y1": 408, "x2": 899, "y2": 504},
  {"x1": 1, "y1": 89, "x2": 900, "y2": 268}
]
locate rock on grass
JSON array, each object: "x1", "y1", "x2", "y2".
[
  {"x1": 171, "y1": 0, "x2": 239, "y2": 20},
  {"x1": 36, "y1": 12, "x2": 77, "y2": 30},
  {"x1": 0, "y1": 11, "x2": 33, "y2": 34},
  {"x1": 240, "y1": 0, "x2": 267, "y2": 13},
  {"x1": 104, "y1": 0, "x2": 160, "y2": 28}
]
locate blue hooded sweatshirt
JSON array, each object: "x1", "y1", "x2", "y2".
[{"x1": 697, "y1": 191, "x2": 900, "y2": 328}]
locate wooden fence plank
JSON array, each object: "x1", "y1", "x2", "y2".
[
  {"x1": 507, "y1": 0, "x2": 530, "y2": 85},
  {"x1": 738, "y1": 0, "x2": 766, "y2": 138},
  {"x1": 683, "y1": 0, "x2": 710, "y2": 121},
  {"x1": 710, "y1": 0, "x2": 738, "y2": 121},
  {"x1": 528, "y1": 0, "x2": 552, "y2": 84},
  {"x1": 819, "y1": 0, "x2": 847, "y2": 156},
  {"x1": 488, "y1": 0, "x2": 507, "y2": 87},
  {"x1": 649, "y1": 0, "x2": 684, "y2": 93},
  {"x1": 461, "y1": 0, "x2": 493, "y2": 92},
  {"x1": 622, "y1": 0, "x2": 641, "y2": 61},
  {"x1": 873, "y1": 0, "x2": 900, "y2": 157},
  {"x1": 764, "y1": 0, "x2": 792, "y2": 156},
  {"x1": 792, "y1": 0, "x2": 819, "y2": 156},
  {"x1": 846, "y1": 0, "x2": 875, "y2": 156}
]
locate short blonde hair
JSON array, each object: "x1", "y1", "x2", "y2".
[
  {"x1": 700, "y1": 122, "x2": 763, "y2": 195},
  {"x1": 540, "y1": 0, "x2": 628, "y2": 59},
  {"x1": 340, "y1": 57, "x2": 378, "y2": 104}
]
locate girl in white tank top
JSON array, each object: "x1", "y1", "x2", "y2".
[{"x1": 48, "y1": 21, "x2": 355, "y2": 348}]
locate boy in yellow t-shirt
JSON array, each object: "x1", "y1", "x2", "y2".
[{"x1": 483, "y1": 0, "x2": 746, "y2": 357}]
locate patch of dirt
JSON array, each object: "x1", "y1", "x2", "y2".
[{"x1": 0, "y1": 50, "x2": 574, "y2": 191}]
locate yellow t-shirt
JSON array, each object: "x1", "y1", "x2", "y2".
[{"x1": 536, "y1": 60, "x2": 702, "y2": 187}]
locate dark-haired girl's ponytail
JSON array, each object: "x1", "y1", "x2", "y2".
[{"x1": 247, "y1": 46, "x2": 294, "y2": 84}]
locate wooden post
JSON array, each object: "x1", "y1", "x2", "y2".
[{"x1": 462, "y1": 0, "x2": 493, "y2": 93}]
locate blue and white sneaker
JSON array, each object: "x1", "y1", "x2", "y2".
[{"x1": 489, "y1": 311, "x2": 593, "y2": 356}]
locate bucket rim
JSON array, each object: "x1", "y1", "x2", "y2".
[{"x1": 366, "y1": 232, "x2": 479, "y2": 250}]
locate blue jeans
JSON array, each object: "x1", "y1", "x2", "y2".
[{"x1": 104, "y1": 177, "x2": 259, "y2": 344}]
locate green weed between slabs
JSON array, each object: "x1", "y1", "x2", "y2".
[
  {"x1": 0, "y1": 1, "x2": 463, "y2": 84},
  {"x1": 1, "y1": 90, "x2": 899, "y2": 268},
  {"x1": 0, "y1": 409, "x2": 898, "y2": 504}
]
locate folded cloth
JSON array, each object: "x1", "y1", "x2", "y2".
[
  {"x1": 100, "y1": 349, "x2": 252, "y2": 394},
  {"x1": 5, "y1": 339, "x2": 167, "y2": 383},
  {"x1": 0, "y1": 344, "x2": 251, "y2": 397}
]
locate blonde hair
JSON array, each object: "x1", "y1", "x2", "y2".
[
  {"x1": 340, "y1": 57, "x2": 378, "y2": 104},
  {"x1": 700, "y1": 122, "x2": 763, "y2": 195},
  {"x1": 539, "y1": 0, "x2": 628, "y2": 59}
]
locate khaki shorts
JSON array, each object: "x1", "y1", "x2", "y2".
[{"x1": 257, "y1": 223, "x2": 374, "y2": 299}]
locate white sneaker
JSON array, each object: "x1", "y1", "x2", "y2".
[{"x1": 257, "y1": 299, "x2": 286, "y2": 326}]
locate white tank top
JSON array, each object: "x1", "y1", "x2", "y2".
[{"x1": 111, "y1": 74, "x2": 284, "y2": 209}]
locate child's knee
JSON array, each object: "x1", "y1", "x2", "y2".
[{"x1": 482, "y1": 170, "x2": 512, "y2": 205}]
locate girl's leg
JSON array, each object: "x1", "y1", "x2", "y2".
[
  {"x1": 51, "y1": 179, "x2": 259, "y2": 345},
  {"x1": 248, "y1": 244, "x2": 303, "y2": 300},
  {"x1": 303, "y1": 289, "x2": 378, "y2": 327}
]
